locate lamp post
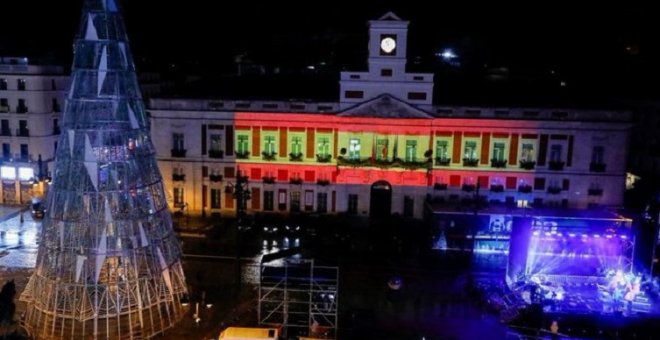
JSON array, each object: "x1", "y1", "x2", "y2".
[{"x1": 225, "y1": 169, "x2": 251, "y2": 297}]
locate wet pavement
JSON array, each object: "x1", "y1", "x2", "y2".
[{"x1": 0, "y1": 207, "x2": 39, "y2": 268}]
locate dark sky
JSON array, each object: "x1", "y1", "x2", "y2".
[{"x1": 1, "y1": 1, "x2": 659, "y2": 101}]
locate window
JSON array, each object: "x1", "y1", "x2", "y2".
[
  {"x1": 317, "y1": 192, "x2": 327, "y2": 213},
  {"x1": 20, "y1": 144, "x2": 28, "y2": 160},
  {"x1": 493, "y1": 142, "x2": 506, "y2": 161},
  {"x1": 210, "y1": 134, "x2": 223, "y2": 152},
  {"x1": 348, "y1": 138, "x2": 360, "y2": 160},
  {"x1": 345, "y1": 91, "x2": 363, "y2": 99},
  {"x1": 0, "y1": 79, "x2": 7, "y2": 90},
  {"x1": 407, "y1": 92, "x2": 427, "y2": 100},
  {"x1": 464, "y1": 141, "x2": 478, "y2": 160},
  {"x1": 317, "y1": 136, "x2": 330, "y2": 155},
  {"x1": 17, "y1": 79, "x2": 26, "y2": 91},
  {"x1": 1, "y1": 120, "x2": 9, "y2": 135},
  {"x1": 377, "y1": 139, "x2": 389, "y2": 160},
  {"x1": 53, "y1": 118, "x2": 60, "y2": 134},
  {"x1": 173, "y1": 187, "x2": 184, "y2": 208},
  {"x1": 291, "y1": 136, "x2": 303, "y2": 155},
  {"x1": 0, "y1": 98, "x2": 8, "y2": 111},
  {"x1": 405, "y1": 140, "x2": 417, "y2": 162},
  {"x1": 264, "y1": 135, "x2": 276, "y2": 154},
  {"x1": 348, "y1": 194, "x2": 358, "y2": 214},
  {"x1": 521, "y1": 143, "x2": 535, "y2": 161},
  {"x1": 51, "y1": 79, "x2": 57, "y2": 90},
  {"x1": 290, "y1": 191, "x2": 301, "y2": 212},
  {"x1": 550, "y1": 145, "x2": 562, "y2": 162},
  {"x1": 17, "y1": 99, "x2": 27, "y2": 113},
  {"x1": 18, "y1": 120, "x2": 28, "y2": 136},
  {"x1": 52, "y1": 98, "x2": 61, "y2": 112},
  {"x1": 2, "y1": 143, "x2": 10, "y2": 159},
  {"x1": 381, "y1": 68, "x2": 393, "y2": 77},
  {"x1": 172, "y1": 133, "x2": 184, "y2": 150},
  {"x1": 591, "y1": 146, "x2": 604, "y2": 164},
  {"x1": 237, "y1": 135, "x2": 249, "y2": 154},
  {"x1": 436, "y1": 140, "x2": 449, "y2": 160},
  {"x1": 210, "y1": 189, "x2": 221, "y2": 209},
  {"x1": 264, "y1": 191, "x2": 274, "y2": 211}
]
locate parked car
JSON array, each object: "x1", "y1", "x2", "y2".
[{"x1": 32, "y1": 201, "x2": 45, "y2": 219}]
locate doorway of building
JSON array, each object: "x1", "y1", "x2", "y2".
[{"x1": 370, "y1": 180, "x2": 392, "y2": 218}]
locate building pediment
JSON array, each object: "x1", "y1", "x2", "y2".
[{"x1": 337, "y1": 94, "x2": 433, "y2": 119}]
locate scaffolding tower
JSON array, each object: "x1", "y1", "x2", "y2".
[
  {"x1": 258, "y1": 258, "x2": 338, "y2": 339},
  {"x1": 20, "y1": 1, "x2": 188, "y2": 339}
]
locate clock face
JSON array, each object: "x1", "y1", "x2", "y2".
[{"x1": 380, "y1": 37, "x2": 396, "y2": 54}]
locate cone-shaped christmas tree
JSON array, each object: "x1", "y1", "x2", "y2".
[{"x1": 21, "y1": 1, "x2": 188, "y2": 338}]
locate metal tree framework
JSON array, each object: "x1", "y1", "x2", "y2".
[{"x1": 20, "y1": 0, "x2": 188, "y2": 338}]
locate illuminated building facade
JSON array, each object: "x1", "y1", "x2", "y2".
[
  {"x1": 0, "y1": 56, "x2": 67, "y2": 204},
  {"x1": 149, "y1": 13, "x2": 630, "y2": 220}
]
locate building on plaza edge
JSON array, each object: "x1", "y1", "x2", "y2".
[
  {"x1": 149, "y1": 12, "x2": 631, "y2": 222},
  {"x1": 0, "y1": 56, "x2": 67, "y2": 204},
  {"x1": 20, "y1": 1, "x2": 188, "y2": 339}
]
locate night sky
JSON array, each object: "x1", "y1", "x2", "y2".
[{"x1": 1, "y1": 1, "x2": 659, "y2": 102}]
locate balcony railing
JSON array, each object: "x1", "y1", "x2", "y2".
[
  {"x1": 208, "y1": 149, "x2": 224, "y2": 159},
  {"x1": 209, "y1": 174, "x2": 223, "y2": 182},
  {"x1": 16, "y1": 105, "x2": 28, "y2": 113},
  {"x1": 434, "y1": 157, "x2": 451, "y2": 166},
  {"x1": 490, "y1": 158, "x2": 507, "y2": 168},
  {"x1": 518, "y1": 185, "x2": 532, "y2": 193},
  {"x1": 317, "y1": 179, "x2": 330, "y2": 186},
  {"x1": 548, "y1": 161, "x2": 565, "y2": 171},
  {"x1": 0, "y1": 128, "x2": 10, "y2": 136},
  {"x1": 490, "y1": 184, "x2": 504, "y2": 192},
  {"x1": 172, "y1": 174, "x2": 185, "y2": 181},
  {"x1": 289, "y1": 152, "x2": 303, "y2": 162},
  {"x1": 262, "y1": 176, "x2": 276, "y2": 184},
  {"x1": 588, "y1": 188, "x2": 603, "y2": 196},
  {"x1": 262, "y1": 151, "x2": 277, "y2": 161},
  {"x1": 519, "y1": 160, "x2": 536, "y2": 170},
  {"x1": 16, "y1": 128, "x2": 29, "y2": 137},
  {"x1": 462, "y1": 184, "x2": 476, "y2": 192},
  {"x1": 316, "y1": 153, "x2": 332, "y2": 163},
  {"x1": 235, "y1": 150, "x2": 250, "y2": 159},
  {"x1": 589, "y1": 162, "x2": 606, "y2": 172},
  {"x1": 171, "y1": 149, "x2": 187, "y2": 158},
  {"x1": 53, "y1": 126, "x2": 61, "y2": 135},
  {"x1": 0, "y1": 105, "x2": 9, "y2": 113},
  {"x1": 290, "y1": 177, "x2": 303, "y2": 185},
  {"x1": 462, "y1": 158, "x2": 479, "y2": 167},
  {"x1": 434, "y1": 183, "x2": 448, "y2": 190},
  {"x1": 547, "y1": 186, "x2": 562, "y2": 195}
]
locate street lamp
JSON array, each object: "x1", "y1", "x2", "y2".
[{"x1": 224, "y1": 169, "x2": 251, "y2": 296}]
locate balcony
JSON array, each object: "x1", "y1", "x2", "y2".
[
  {"x1": 290, "y1": 177, "x2": 303, "y2": 185},
  {"x1": 462, "y1": 158, "x2": 479, "y2": 167},
  {"x1": 16, "y1": 128, "x2": 29, "y2": 137},
  {"x1": 547, "y1": 186, "x2": 562, "y2": 195},
  {"x1": 400, "y1": 159, "x2": 429, "y2": 170},
  {"x1": 208, "y1": 149, "x2": 224, "y2": 159},
  {"x1": 434, "y1": 183, "x2": 448, "y2": 191},
  {"x1": 317, "y1": 179, "x2": 330, "y2": 186},
  {"x1": 519, "y1": 160, "x2": 536, "y2": 170},
  {"x1": 209, "y1": 174, "x2": 223, "y2": 182},
  {"x1": 316, "y1": 153, "x2": 332, "y2": 163},
  {"x1": 490, "y1": 184, "x2": 504, "y2": 193},
  {"x1": 262, "y1": 151, "x2": 277, "y2": 161},
  {"x1": 588, "y1": 188, "x2": 603, "y2": 196},
  {"x1": 171, "y1": 149, "x2": 187, "y2": 158},
  {"x1": 337, "y1": 156, "x2": 370, "y2": 167},
  {"x1": 0, "y1": 128, "x2": 10, "y2": 136},
  {"x1": 289, "y1": 152, "x2": 303, "y2": 162},
  {"x1": 434, "y1": 157, "x2": 451, "y2": 166},
  {"x1": 262, "y1": 176, "x2": 276, "y2": 184},
  {"x1": 235, "y1": 150, "x2": 250, "y2": 159},
  {"x1": 0, "y1": 105, "x2": 9, "y2": 113},
  {"x1": 16, "y1": 105, "x2": 28, "y2": 113},
  {"x1": 490, "y1": 158, "x2": 507, "y2": 168},
  {"x1": 172, "y1": 174, "x2": 185, "y2": 181},
  {"x1": 462, "y1": 184, "x2": 476, "y2": 192},
  {"x1": 548, "y1": 161, "x2": 565, "y2": 171},
  {"x1": 589, "y1": 162, "x2": 606, "y2": 172},
  {"x1": 518, "y1": 185, "x2": 532, "y2": 193}
]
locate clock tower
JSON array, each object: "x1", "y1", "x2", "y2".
[{"x1": 340, "y1": 12, "x2": 434, "y2": 107}]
